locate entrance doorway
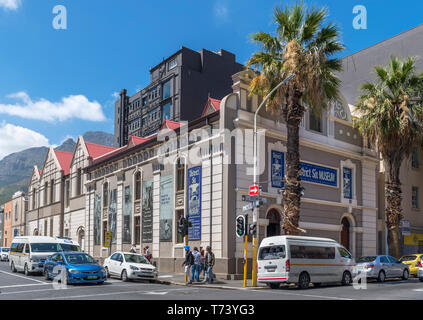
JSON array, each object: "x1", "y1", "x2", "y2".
[
  {"x1": 341, "y1": 218, "x2": 350, "y2": 250},
  {"x1": 266, "y1": 209, "x2": 281, "y2": 237}
]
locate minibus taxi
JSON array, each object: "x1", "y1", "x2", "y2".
[
  {"x1": 9, "y1": 236, "x2": 81, "y2": 276},
  {"x1": 257, "y1": 235, "x2": 355, "y2": 289}
]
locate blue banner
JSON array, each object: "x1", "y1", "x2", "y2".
[
  {"x1": 300, "y1": 162, "x2": 338, "y2": 187},
  {"x1": 343, "y1": 167, "x2": 353, "y2": 199},
  {"x1": 187, "y1": 166, "x2": 202, "y2": 240},
  {"x1": 271, "y1": 150, "x2": 285, "y2": 188}
]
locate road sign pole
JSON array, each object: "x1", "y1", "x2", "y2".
[
  {"x1": 184, "y1": 233, "x2": 188, "y2": 282},
  {"x1": 243, "y1": 234, "x2": 248, "y2": 288}
]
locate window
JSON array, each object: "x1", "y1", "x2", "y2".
[
  {"x1": 162, "y1": 80, "x2": 171, "y2": 100},
  {"x1": 309, "y1": 112, "x2": 322, "y2": 133},
  {"x1": 338, "y1": 247, "x2": 351, "y2": 259},
  {"x1": 44, "y1": 182, "x2": 48, "y2": 205},
  {"x1": 379, "y1": 256, "x2": 389, "y2": 263},
  {"x1": 259, "y1": 246, "x2": 286, "y2": 260},
  {"x1": 412, "y1": 186, "x2": 419, "y2": 209},
  {"x1": 162, "y1": 102, "x2": 171, "y2": 121},
  {"x1": 142, "y1": 97, "x2": 148, "y2": 106},
  {"x1": 176, "y1": 158, "x2": 185, "y2": 191},
  {"x1": 135, "y1": 216, "x2": 140, "y2": 245},
  {"x1": 176, "y1": 210, "x2": 184, "y2": 244},
  {"x1": 65, "y1": 180, "x2": 70, "y2": 207},
  {"x1": 103, "y1": 182, "x2": 109, "y2": 207},
  {"x1": 168, "y1": 59, "x2": 177, "y2": 70},
  {"x1": 44, "y1": 220, "x2": 48, "y2": 236},
  {"x1": 32, "y1": 188, "x2": 36, "y2": 209},
  {"x1": 412, "y1": 148, "x2": 419, "y2": 169},
  {"x1": 77, "y1": 169, "x2": 82, "y2": 196},
  {"x1": 290, "y1": 245, "x2": 335, "y2": 259},
  {"x1": 14, "y1": 204, "x2": 18, "y2": 221},
  {"x1": 135, "y1": 172, "x2": 141, "y2": 200},
  {"x1": 342, "y1": 167, "x2": 353, "y2": 200},
  {"x1": 387, "y1": 256, "x2": 399, "y2": 264},
  {"x1": 50, "y1": 179, "x2": 55, "y2": 204}
]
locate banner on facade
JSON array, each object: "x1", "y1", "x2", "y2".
[
  {"x1": 94, "y1": 194, "x2": 101, "y2": 245},
  {"x1": 108, "y1": 189, "x2": 117, "y2": 244},
  {"x1": 187, "y1": 166, "x2": 201, "y2": 240},
  {"x1": 160, "y1": 175, "x2": 173, "y2": 241},
  {"x1": 342, "y1": 167, "x2": 353, "y2": 199},
  {"x1": 271, "y1": 150, "x2": 284, "y2": 188},
  {"x1": 300, "y1": 161, "x2": 338, "y2": 187},
  {"x1": 401, "y1": 220, "x2": 411, "y2": 236},
  {"x1": 123, "y1": 186, "x2": 132, "y2": 244},
  {"x1": 142, "y1": 180, "x2": 153, "y2": 243}
]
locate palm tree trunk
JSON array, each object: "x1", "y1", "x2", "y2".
[
  {"x1": 385, "y1": 158, "x2": 403, "y2": 258},
  {"x1": 282, "y1": 89, "x2": 306, "y2": 235}
]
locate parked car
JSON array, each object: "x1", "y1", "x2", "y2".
[
  {"x1": 399, "y1": 254, "x2": 423, "y2": 277},
  {"x1": 417, "y1": 266, "x2": 423, "y2": 282},
  {"x1": 257, "y1": 236, "x2": 355, "y2": 289},
  {"x1": 43, "y1": 252, "x2": 106, "y2": 285},
  {"x1": 103, "y1": 251, "x2": 158, "y2": 282},
  {"x1": 0, "y1": 247, "x2": 10, "y2": 261},
  {"x1": 355, "y1": 255, "x2": 410, "y2": 282}
]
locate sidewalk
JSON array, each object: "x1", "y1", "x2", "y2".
[{"x1": 156, "y1": 272, "x2": 268, "y2": 290}]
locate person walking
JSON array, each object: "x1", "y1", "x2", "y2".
[
  {"x1": 199, "y1": 246, "x2": 206, "y2": 280},
  {"x1": 144, "y1": 246, "x2": 151, "y2": 262},
  {"x1": 130, "y1": 244, "x2": 137, "y2": 253},
  {"x1": 203, "y1": 246, "x2": 215, "y2": 284},
  {"x1": 181, "y1": 245, "x2": 194, "y2": 284},
  {"x1": 191, "y1": 247, "x2": 202, "y2": 282}
]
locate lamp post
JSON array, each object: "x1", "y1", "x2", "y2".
[{"x1": 251, "y1": 73, "x2": 295, "y2": 287}]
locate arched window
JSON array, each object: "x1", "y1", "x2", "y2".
[
  {"x1": 176, "y1": 158, "x2": 185, "y2": 191},
  {"x1": 103, "y1": 182, "x2": 109, "y2": 207},
  {"x1": 135, "y1": 171, "x2": 141, "y2": 200}
]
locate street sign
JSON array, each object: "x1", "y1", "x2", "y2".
[
  {"x1": 104, "y1": 231, "x2": 112, "y2": 248},
  {"x1": 242, "y1": 195, "x2": 259, "y2": 202},
  {"x1": 401, "y1": 220, "x2": 411, "y2": 236},
  {"x1": 249, "y1": 185, "x2": 260, "y2": 196},
  {"x1": 243, "y1": 203, "x2": 254, "y2": 212}
]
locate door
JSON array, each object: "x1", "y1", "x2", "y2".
[
  {"x1": 16, "y1": 243, "x2": 25, "y2": 269},
  {"x1": 108, "y1": 253, "x2": 119, "y2": 275},
  {"x1": 340, "y1": 218, "x2": 350, "y2": 251},
  {"x1": 388, "y1": 256, "x2": 402, "y2": 277},
  {"x1": 379, "y1": 255, "x2": 392, "y2": 277},
  {"x1": 266, "y1": 210, "x2": 281, "y2": 237}
]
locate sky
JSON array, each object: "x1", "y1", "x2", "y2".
[{"x1": 0, "y1": 0, "x2": 422, "y2": 159}]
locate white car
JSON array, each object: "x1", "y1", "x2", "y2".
[
  {"x1": 103, "y1": 252, "x2": 157, "y2": 282},
  {"x1": 0, "y1": 247, "x2": 9, "y2": 261},
  {"x1": 418, "y1": 267, "x2": 423, "y2": 282}
]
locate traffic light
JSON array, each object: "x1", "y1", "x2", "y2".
[
  {"x1": 249, "y1": 223, "x2": 257, "y2": 237},
  {"x1": 236, "y1": 215, "x2": 246, "y2": 237}
]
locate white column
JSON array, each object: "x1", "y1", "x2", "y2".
[
  {"x1": 362, "y1": 160, "x2": 378, "y2": 255},
  {"x1": 152, "y1": 172, "x2": 161, "y2": 258}
]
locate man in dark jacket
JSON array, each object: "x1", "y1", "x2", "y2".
[
  {"x1": 181, "y1": 245, "x2": 194, "y2": 284},
  {"x1": 203, "y1": 246, "x2": 215, "y2": 283}
]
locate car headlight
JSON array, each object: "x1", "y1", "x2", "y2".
[
  {"x1": 30, "y1": 258, "x2": 39, "y2": 263},
  {"x1": 68, "y1": 269, "x2": 79, "y2": 273},
  {"x1": 130, "y1": 265, "x2": 139, "y2": 271}
]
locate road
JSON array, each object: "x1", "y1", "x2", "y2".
[{"x1": 1, "y1": 261, "x2": 423, "y2": 300}]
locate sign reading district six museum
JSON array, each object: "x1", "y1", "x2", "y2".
[
  {"x1": 187, "y1": 166, "x2": 202, "y2": 240},
  {"x1": 271, "y1": 150, "x2": 338, "y2": 188}
]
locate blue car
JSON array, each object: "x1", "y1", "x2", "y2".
[{"x1": 43, "y1": 252, "x2": 107, "y2": 284}]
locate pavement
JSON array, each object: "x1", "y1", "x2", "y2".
[{"x1": 1, "y1": 261, "x2": 423, "y2": 300}]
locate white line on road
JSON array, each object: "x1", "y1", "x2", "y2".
[
  {"x1": 0, "y1": 283, "x2": 51, "y2": 289},
  {"x1": 0, "y1": 270, "x2": 48, "y2": 284},
  {"x1": 247, "y1": 289, "x2": 353, "y2": 300}
]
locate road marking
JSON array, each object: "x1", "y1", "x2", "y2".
[
  {"x1": 413, "y1": 289, "x2": 423, "y2": 292},
  {"x1": 0, "y1": 270, "x2": 48, "y2": 284},
  {"x1": 0, "y1": 283, "x2": 51, "y2": 289},
  {"x1": 158, "y1": 275, "x2": 173, "y2": 278},
  {"x1": 247, "y1": 289, "x2": 353, "y2": 300}
]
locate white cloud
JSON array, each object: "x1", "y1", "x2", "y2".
[
  {"x1": 0, "y1": 0, "x2": 21, "y2": 10},
  {"x1": 112, "y1": 92, "x2": 120, "y2": 99},
  {"x1": 0, "y1": 122, "x2": 49, "y2": 160},
  {"x1": 214, "y1": 1, "x2": 229, "y2": 22},
  {"x1": 0, "y1": 92, "x2": 107, "y2": 122}
]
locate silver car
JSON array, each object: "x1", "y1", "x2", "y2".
[
  {"x1": 355, "y1": 255, "x2": 409, "y2": 282},
  {"x1": 0, "y1": 247, "x2": 9, "y2": 261}
]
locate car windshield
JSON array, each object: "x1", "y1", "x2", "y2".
[
  {"x1": 30, "y1": 243, "x2": 60, "y2": 253},
  {"x1": 124, "y1": 254, "x2": 150, "y2": 264},
  {"x1": 2, "y1": 248, "x2": 9, "y2": 252},
  {"x1": 357, "y1": 256, "x2": 377, "y2": 263},
  {"x1": 259, "y1": 246, "x2": 286, "y2": 260},
  {"x1": 59, "y1": 244, "x2": 81, "y2": 252},
  {"x1": 400, "y1": 255, "x2": 417, "y2": 262},
  {"x1": 64, "y1": 253, "x2": 96, "y2": 264}
]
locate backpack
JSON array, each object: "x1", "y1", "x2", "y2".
[{"x1": 188, "y1": 252, "x2": 194, "y2": 266}]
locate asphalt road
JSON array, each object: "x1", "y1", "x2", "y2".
[{"x1": 1, "y1": 261, "x2": 423, "y2": 300}]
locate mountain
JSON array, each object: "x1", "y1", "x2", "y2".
[{"x1": 0, "y1": 131, "x2": 114, "y2": 205}]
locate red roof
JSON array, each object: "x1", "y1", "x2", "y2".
[
  {"x1": 54, "y1": 150, "x2": 73, "y2": 176},
  {"x1": 85, "y1": 142, "x2": 116, "y2": 159},
  {"x1": 128, "y1": 135, "x2": 150, "y2": 147},
  {"x1": 161, "y1": 120, "x2": 181, "y2": 130},
  {"x1": 38, "y1": 169, "x2": 42, "y2": 176},
  {"x1": 201, "y1": 97, "x2": 221, "y2": 117}
]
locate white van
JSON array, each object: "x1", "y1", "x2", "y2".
[
  {"x1": 257, "y1": 235, "x2": 355, "y2": 289},
  {"x1": 9, "y1": 236, "x2": 81, "y2": 276}
]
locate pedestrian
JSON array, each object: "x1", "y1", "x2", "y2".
[
  {"x1": 145, "y1": 246, "x2": 151, "y2": 262},
  {"x1": 181, "y1": 245, "x2": 194, "y2": 284},
  {"x1": 203, "y1": 246, "x2": 215, "y2": 284},
  {"x1": 191, "y1": 247, "x2": 202, "y2": 282},
  {"x1": 199, "y1": 246, "x2": 206, "y2": 279},
  {"x1": 130, "y1": 244, "x2": 137, "y2": 253}
]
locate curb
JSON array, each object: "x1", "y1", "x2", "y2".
[{"x1": 158, "y1": 279, "x2": 268, "y2": 290}]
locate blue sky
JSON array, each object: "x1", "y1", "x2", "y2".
[{"x1": 0, "y1": 0, "x2": 422, "y2": 159}]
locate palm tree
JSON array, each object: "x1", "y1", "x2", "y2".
[
  {"x1": 247, "y1": 2, "x2": 344, "y2": 235},
  {"x1": 354, "y1": 55, "x2": 423, "y2": 258}
]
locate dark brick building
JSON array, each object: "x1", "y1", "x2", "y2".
[{"x1": 114, "y1": 46, "x2": 244, "y2": 147}]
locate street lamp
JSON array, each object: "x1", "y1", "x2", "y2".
[{"x1": 251, "y1": 73, "x2": 295, "y2": 287}]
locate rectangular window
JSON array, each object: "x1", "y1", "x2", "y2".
[
  {"x1": 162, "y1": 102, "x2": 171, "y2": 121},
  {"x1": 103, "y1": 221, "x2": 108, "y2": 246},
  {"x1": 412, "y1": 186, "x2": 419, "y2": 209},
  {"x1": 412, "y1": 148, "x2": 419, "y2": 169},
  {"x1": 77, "y1": 169, "x2": 82, "y2": 196},
  {"x1": 290, "y1": 245, "x2": 335, "y2": 259},
  {"x1": 176, "y1": 159, "x2": 185, "y2": 191},
  {"x1": 135, "y1": 172, "x2": 141, "y2": 200},
  {"x1": 44, "y1": 182, "x2": 48, "y2": 205},
  {"x1": 65, "y1": 180, "x2": 70, "y2": 207},
  {"x1": 142, "y1": 97, "x2": 148, "y2": 106},
  {"x1": 50, "y1": 179, "x2": 54, "y2": 204},
  {"x1": 44, "y1": 220, "x2": 48, "y2": 236},
  {"x1": 32, "y1": 188, "x2": 36, "y2": 209},
  {"x1": 50, "y1": 217, "x2": 53, "y2": 237},
  {"x1": 169, "y1": 59, "x2": 177, "y2": 70},
  {"x1": 176, "y1": 210, "x2": 184, "y2": 244},
  {"x1": 162, "y1": 80, "x2": 171, "y2": 100},
  {"x1": 122, "y1": 186, "x2": 132, "y2": 244},
  {"x1": 309, "y1": 113, "x2": 322, "y2": 133},
  {"x1": 135, "y1": 216, "x2": 141, "y2": 245}
]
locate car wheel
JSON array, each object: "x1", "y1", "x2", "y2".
[
  {"x1": 298, "y1": 272, "x2": 310, "y2": 289},
  {"x1": 44, "y1": 269, "x2": 50, "y2": 280},
  {"x1": 104, "y1": 267, "x2": 110, "y2": 279},
  {"x1": 97, "y1": 281, "x2": 104, "y2": 285},
  {"x1": 402, "y1": 269, "x2": 409, "y2": 280},
  {"x1": 342, "y1": 271, "x2": 352, "y2": 286},
  {"x1": 11, "y1": 261, "x2": 17, "y2": 273},
  {"x1": 267, "y1": 283, "x2": 280, "y2": 289},
  {"x1": 419, "y1": 278, "x2": 423, "y2": 282},
  {"x1": 121, "y1": 269, "x2": 129, "y2": 282},
  {"x1": 24, "y1": 264, "x2": 30, "y2": 276},
  {"x1": 377, "y1": 270, "x2": 386, "y2": 283}
]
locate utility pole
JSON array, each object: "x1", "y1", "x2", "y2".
[{"x1": 252, "y1": 74, "x2": 296, "y2": 287}]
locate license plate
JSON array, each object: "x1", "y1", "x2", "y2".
[{"x1": 86, "y1": 276, "x2": 98, "y2": 280}]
